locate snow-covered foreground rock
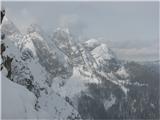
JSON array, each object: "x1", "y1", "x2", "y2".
[{"x1": 1, "y1": 74, "x2": 50, "y2": 119}]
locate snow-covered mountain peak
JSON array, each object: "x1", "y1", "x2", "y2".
[
  {"x1": 91, "y1": 43, "x2": 115, "y2": 61},
  {"x1": 26, "y1": 23, "x2": 53, "y2": 49},
  {"x1": 54, "y1": 27, "x2": 73, "y2": 42},
  {"x1": 55, "y1": 27, "x2": 70, "y2": 34},
  {"x1": 83, "y1": 39, "x2": 115, "y2": 61},
  {"x1": 53, "y1": 27, "x2": 76, "y2": 60},
  {"x1": 27, "y1": 23, "x2": 43, "y2": 34},
  {"x1": 84, "y1": 38, "x2": 101, "y2": 51}
]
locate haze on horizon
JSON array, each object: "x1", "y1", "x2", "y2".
[{"x1": 2, "y1": 1, "x2": 159, "y2": 61}]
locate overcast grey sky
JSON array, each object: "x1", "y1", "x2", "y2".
[{"x1": 2, "y1": 1, "x2": 159, "y2": 61}]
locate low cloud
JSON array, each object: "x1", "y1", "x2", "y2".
[
  {"x1": 18, "y1": 8, "x2": 37, "y2": 32},
  {"x1": 113, "y1": 46, "x2": 159, "y2": 61},
  {"x1": 58, "y1": 14, "x2": 87, "y2": 36},
  {"x1": 5, "y1": 7, "x2": 37, "y2": 33}
]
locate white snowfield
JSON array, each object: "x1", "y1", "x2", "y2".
[
  {"x1": 1, "y1": 74, "x2": 50, "y2": 119},
  {"x1": 38, "y1": 89, "x2": 80, "y2": 119},
  {"x1": 52, "y1": 67, "x2": 100, "y2": 98}
]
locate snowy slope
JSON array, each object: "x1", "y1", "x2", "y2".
[
  {"x1": 1, "y1": 74, "x2": 50, "y2": 119},
  {"x1": 38, "y1": 89, "x2": 81, "y2": 119},
  {"x1": 52, "y1": 67, "x2": 100, "y2": 98}
]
